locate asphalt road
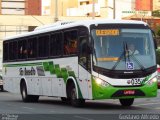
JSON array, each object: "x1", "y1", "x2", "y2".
[{"x1": 0, "y1": 90, "x2": 160, "y2": 120}]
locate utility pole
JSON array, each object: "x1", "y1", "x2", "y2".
[
  {"x1": 92, "y1": 0, "x2": 95, "y2": 19},
  {"x1": 113, "y1": 0, "x2": 116, "y2": 19},
  {"x1": 54, "y1": 0, "x2": 58, "y2": 22}
]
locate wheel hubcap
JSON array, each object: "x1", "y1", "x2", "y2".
[
  {"x1": 22, "y1": 87, "x2": 26, "y2": 98},
  {"x1": 71, "y1": 88, "x2": 76, "y2": 100}
]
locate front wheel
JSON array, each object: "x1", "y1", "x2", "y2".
[
  {"x1": 119, "y1": 98, "x2": 134, "y2": 106},
  {"x1": 61, "y1": 97, "x2": 69, "y2": 103},
  {"x1": 70, "y1": 84, "x2": 85, "y2": 107},
  {"x1": 20, "y1": 82, "x2": 39, "y2": 102}
]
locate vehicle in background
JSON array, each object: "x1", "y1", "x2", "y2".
[
  {"x1": 0, "y1": 75, "x2": 3, "y2": 91},
  {"x1": 157, "y1": 65, "x2": 160, "y2": 89}
]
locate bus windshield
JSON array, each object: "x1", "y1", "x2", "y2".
[{"x1": 91, "y1": 27, "x2": 156, "y2": 71}]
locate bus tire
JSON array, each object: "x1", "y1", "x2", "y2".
[
  {"x1": 119, "y1": 98, "x2": 134, "y2": 106},
  {"x1": 61, "y1": 97, "x2": 69, "y2": 103},
  {"x1": 0, "y1": 86, "x2": 3, "y2": 92},
  {"x1": 70, "y1": 83, "x2": 85, "y2": 107},
  {"x1": 20, "y1": 81, "x2": 39, "y2": 102},
  {"x1": 30, "y1": 95, "x2": 39, "y2": 102},
  {"x1": 0, "y1": 85, "x2": 4, "y2": 92}
]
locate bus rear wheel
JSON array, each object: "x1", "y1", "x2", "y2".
[
  {"x1": 70, "y1": 84, "x2": 85, "y2": 107},
  {"x1": 119, "y1": 98, "x2": 134, "y2": 106},
  {"x1": 20, "y1": 82, "x2": 39, "y2": 102},
  {"x1": 0, "y1": 86, "x2": 3, "y2": 92}
]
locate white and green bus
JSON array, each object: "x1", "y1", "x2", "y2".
[{"x1": 2, "y1": 20, "x2": 158, "y2": 107}]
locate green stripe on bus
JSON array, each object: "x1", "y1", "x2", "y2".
[
  {"x1": 4, "y1": 61, "x2": 83, "y2": 99},
  {"x1": 43, "y1": 61, "x2": 83, "y2": 99},
  {"x1": 3, "y1": 62, "x2": 42, "y2": 67}
]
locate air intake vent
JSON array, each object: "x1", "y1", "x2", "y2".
[{"x1": 34, "y1": 21, "x2": 74, "y2": 31}]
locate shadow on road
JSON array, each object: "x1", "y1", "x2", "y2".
[{"x1": 34, "y1": 98, "x2": 145, "y2": 110}]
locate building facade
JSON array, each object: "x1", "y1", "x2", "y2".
[
  {"x1": 153, "y1": 0, "x2": 160, "y2": 10},
  {"x1": 42, "y1": 0, "x2": 136, "y2": 19},
  {"x1": 0, "y1": 0, "x2": 41, "y2": 15},
  {"x1": 135, "y1": 0, "x2": 153, "y2": 11}
]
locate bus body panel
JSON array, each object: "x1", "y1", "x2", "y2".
[{"x1": 3, "y1": 57, "x2": 91, "y2": 99}]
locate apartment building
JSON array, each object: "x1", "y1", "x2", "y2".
[
  {"x1": 153, "y1": 0, "x2": 160, "y2": 10},
  {"x1": 43, "y1": 0, "x2": 136, "y2": 19},
  {"x1": 0, "y1": 0, "x2": 41, "y2": 15},
  {"x1": 135, "y1": 0, "x2": 153, "y2": 11}
]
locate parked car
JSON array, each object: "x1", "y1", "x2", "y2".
[
  {"x1": 157, "y1": 65, "x2": 160, "y2": 89},
  {"x1": 0, "y1": 75, "x2": 3, "y2": 91}
]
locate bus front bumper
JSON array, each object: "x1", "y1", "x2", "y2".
[{"x1": 92, "y1": 80, "x2": 158, "y2": 100}]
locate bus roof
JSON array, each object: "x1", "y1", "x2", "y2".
[{"x1": 4, "y1": 19, "x2": 148, "y2": 41}]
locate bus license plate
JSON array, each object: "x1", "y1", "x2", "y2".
[
  {"x1": 130, "y1": 78, "x2": 143, "y2": 85},
  {"x1": 124, "y1": 90, "x2": 135, "y2": 95}
]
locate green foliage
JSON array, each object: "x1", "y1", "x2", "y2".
[
  {"x1": 155, "y1": 26, "x2": 160, "y2": 36},
  {"x1": 156, "y1": 48, "x2": 160, "y2": 65},
  {"x1": 152, "y1": 10, "x2": 160, "y2": 17},
  {"x1": 157, "y1": 29, "x2": 160, "y2": 36}
]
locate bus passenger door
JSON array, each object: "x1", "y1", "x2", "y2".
[{"x1": 78, "y1": 36, "x2": 90, "y2": 99}]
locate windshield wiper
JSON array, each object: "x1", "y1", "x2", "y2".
[
  {"x1": 112, "y1": 41, "x2": 146, "y2": 71},
  {"x1": 129, "y1": 54, "x2": 146, "y2": 71},
  {"x1": 111, "y1": 41, "x2": 127, "y2": 70}
]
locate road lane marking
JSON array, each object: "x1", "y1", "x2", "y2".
[
  {"x1": 74, "y1": 115, "x2": 94, "y2": 120},
  {"x1": 7, "y1": 104, "x2": 16, "y2": 107},
  {"x1": 50, "y1": 110, "x2": 56, "y2": 113},
  {"x1": 22, "y1": 107, "x2": 33, "y2": 110},
  {"x1": 134, "y1": 102, "x2": 160, "y2": 106}
]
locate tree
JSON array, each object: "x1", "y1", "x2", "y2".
[{"x1": 152, "y1": 10, "x2": 160, "y2": 17}]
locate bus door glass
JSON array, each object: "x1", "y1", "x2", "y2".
[{"x1": 78, "y1": 36, "x2": 90, "y2": 98}]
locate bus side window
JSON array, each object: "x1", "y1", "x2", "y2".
[
  {"x1": 50, "y1": 33, "x2": 62, "y2": 57},
  {"x1": 38, "y1": 35, "x2": 49, "y2": 58},
  {"x1": 79, "y1": 37, "x2": 87, "y2": 68},
  {"x1": 3, "y1": 42, "x2": 9, "y2": 61},
  {"x1": 9, "y1": 41, "x2": 17, "y2": 60},
  {"x1": 28, "y1": 37, "x2": 37, "y2": 58},
  {"x1": 18, "y1": 39, "x2": 27, "y2": 59},
  {"x1": 64, "y1": 30, "x2": 78, "y2": 55}
]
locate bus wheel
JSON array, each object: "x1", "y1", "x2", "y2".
[
  {"x1": 30, "y1": 95, "x2": 39, "y2": 102},
  {"x1": 20, "y1": 82, "x2": 39, "y2": 102},
  {"x1": 0, "y1": 86, "x2": 3, "y2": 92},
  {"x1": 119, "y1": 98, "x2": 134, "y2": 106},
  {"x1": 21, "y1": 82, "x2": 30, "y2": 102},
  {"x1": 70, "y1": 84, "x2": 85, "y2": 107},
  {"x1": 61, "y1": 97, "x2": 69, "y2": 103}
]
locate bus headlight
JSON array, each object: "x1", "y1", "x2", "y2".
[
  {"x1": 94, "y1": 77, "x2": 110, "y2": 87},
  {"x1": 146, "y1": 77, "x2": 157, "y2": 85}
]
